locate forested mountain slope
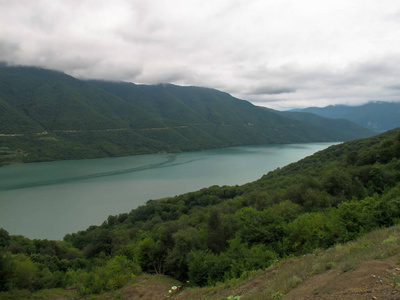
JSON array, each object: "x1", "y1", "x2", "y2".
[
  {"x1": 297, "y1": 101, "x2": 400, "y2": 132},
  {"x1": 1, "y1": 128, "x2": 399, "y2": 298},
  {"x1": 0, "y1": 65, "x2": 374, "y2": 166},
  {"x1": 89, "y1": 80, "x2": 374, "y2": 141},
  {"x1": 263, "y1": 108, "x2": 373, "y2": 140}
]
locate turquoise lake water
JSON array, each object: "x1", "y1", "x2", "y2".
[{"x1": 0, "y1": 142, "x2": 337, "y2": 240}]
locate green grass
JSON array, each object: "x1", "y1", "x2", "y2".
[{"x1": 0, "y1": 288, "x2": 77, "y2": 300}]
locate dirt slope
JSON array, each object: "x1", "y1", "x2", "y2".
[
  {"x1": 284, "y1": 256, "x2": 400, "y2": 300},
  {"x1": 160, "y1": 256, "x2": 400, "y2": 300}
]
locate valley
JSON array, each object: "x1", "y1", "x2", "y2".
[{"x1": 1, "y1": 128, "x2": 399, "y2": 299}]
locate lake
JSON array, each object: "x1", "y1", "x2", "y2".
[{"x1": 0, "y1": 142, "x2": 337, "y2": 240}]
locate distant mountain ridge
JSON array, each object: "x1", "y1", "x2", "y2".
[
  {"x1": 262, "y1": 108, "x2": 373, "y2": 141},
  {"x1": 0, "y1": 65, "x2": 375, "y2": 165},
  {"x1": 294, "y1": 102, "x2": 400, "y2": 132}
]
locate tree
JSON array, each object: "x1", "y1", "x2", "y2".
[
  {"x1": 0, "y1": 252, "x2": 11, "y2": 291},
  {"x1": 137, "y1": 237, "x2": 165, "y2": 274},
  {"x1": 187, "y1": 250, "x2": 209, "y2": 286},
  {"x1": 0, "y1": 228, "x2": 10, "y2": 248},
  {"x1": 6, "y1": 253, "x2": 39, "y2": 291},
  {"x1": 236, "y1": 207, "x2": 284, "y2": 248},
  {"x1": 285, "y1": 212, "x2": 332, "y2": 253}
]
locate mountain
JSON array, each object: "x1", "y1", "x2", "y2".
[
  {"x1": 295, "y1": 101, "x2": 400, "y2": 132},
  {"x1": 0, "y1": 65, "x2": 374, "y2": 166},
  {"x1": 263, "y1": 108, "x2": 374, "y2": 141}
]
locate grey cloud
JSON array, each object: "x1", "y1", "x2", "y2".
[
  {"x1": 0, "y1": 40, "x2": 20, "y2": 61},
  {"x1": 69, "y1": 60, "x2": 143, "y2": 81},
  {"x1": 245, "y1": 56, "x2": 400, "y2": 92},
  {"x1": 233, "y1": 55, "x2": 400, "y2": 110},
  {"x1": 354, "y1": 59, "x2": 400, "y2": 79},
  {"x1": 249, "y1": 86, "x2": 297, "y2": 95},
  {"x1": 140, "y1": 68, "x2": 193, "y2": 85},
  {"x1": 249, "y1": 98, "x2": 284, "y2": 103}
]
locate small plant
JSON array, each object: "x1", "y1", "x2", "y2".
[
  {"x1": 290, "y1": 275, "x2": 303, "y2": 288},
  {"x1": 114, "y1": 290, "x2": 122, "y2": 300},
  {"x1": 383, "y1": 235, "x2": 397, "y2": 244},
  {"x1": 388, "y1": 272, "x2": 400, "y2": 288},
  {"x1": 79, "y1": 286, "x2": 90, "y2": 296},
  {"x1": 227, "y1": 296, "x2": 241, "y2": 300},
  {"x1": 271, "y1": 291, "x2": 283, "y2": 299},
  {"x1": 325, "y1": 261, "x2": 337, "y2": 270}
]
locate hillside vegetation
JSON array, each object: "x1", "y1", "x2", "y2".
[
  {"x1": 0, "y1": 65, "x2": 374, "y2": 166},
  {"x1": 0, "y1": 128, "x2": 399, "y2": 299}
]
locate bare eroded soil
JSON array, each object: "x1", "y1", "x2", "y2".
[{"x1": 284, "y1": 256, "x2": 400, "y2": 300}]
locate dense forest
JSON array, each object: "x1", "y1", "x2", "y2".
[
  {"x1": 1, "y1": 128, "x2": 399, "y2": 298},
  {"x1": 0, "y1": 65, "x2": 374, "y2": 166}
]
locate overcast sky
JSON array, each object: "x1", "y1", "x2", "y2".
[{"x1": 1, "y1": 0, "x2": 400, "y2": 110}]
